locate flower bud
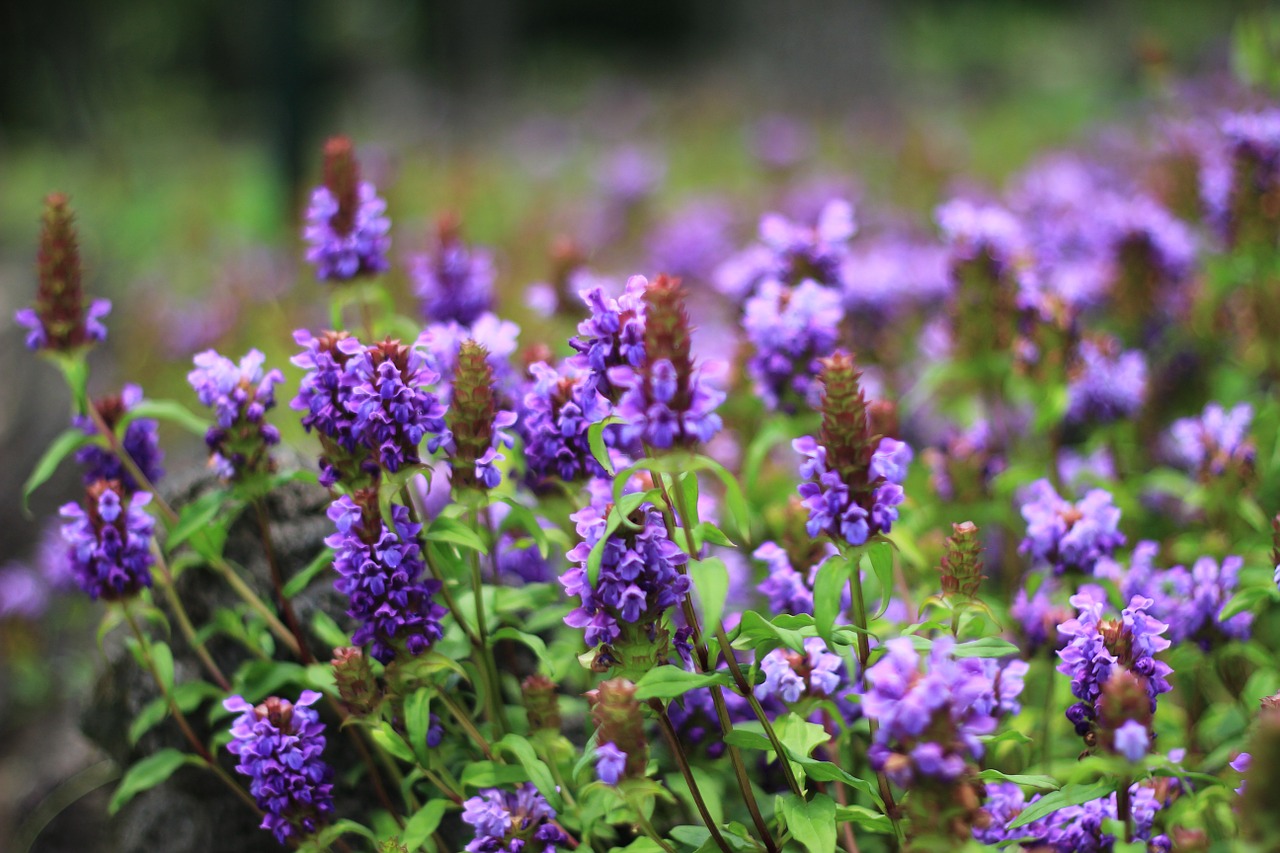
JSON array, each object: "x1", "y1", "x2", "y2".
[
  {"x1": 322, "y1": 136, "x2": 361, "y2": 237},
  {"x1": 939, "y1": 521, "x2": 984, "y2": 600},
  {"x1": 587, "y1": 678, "x2": 648, "y2": 783},
  {"x1": 446, "y1": 339, "x2": 516, "y2": 490},
  {"x1": 522, "y1": 674, "x2": 562, "y2": 733},
  {"x1": 332, "y1": 646, "x2": 378, "y2": 716}
]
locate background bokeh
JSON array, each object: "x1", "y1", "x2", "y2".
[{"x1": 0, "y1": 1, "x2": 1262, "y2": 849}]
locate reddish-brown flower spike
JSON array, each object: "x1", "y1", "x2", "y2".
[
  {"x1": 939, "y1": 521, "x2": 984, "y2": 600},
  {"x1": 331, "y1": 647, "x2": 378, "y2": 716},
  {"x1": 816, "y1": 351, "x2": 875, "y2": 498},
  {"x1": 322, "y1": 136, "x2": 360, "y2": 236},
  {"x1": 641, "y1": 273, "x2": 693, "y2": 403},
  {"x1": 447, "y1": 339, "x2": 499, "y2": 490},
  {"x1": 587, "y1": 678, "x2": 648, "y2": 781},
  {"x1": 522, "y1": 674, "x2": 562, "y2": 733}
]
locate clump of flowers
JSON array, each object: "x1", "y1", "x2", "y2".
[
  {"x1": 443, "y1": 339, "x2": 517, "y2": 490},
  {"x1": 754, "y1": 637, "x2": 847, "y2": 704},
  {"x1": 410, "y1": 214, "x2": 496, "y2": 325},
  {"x1": 714, "y1": 197, "x2": 855, "y2": 300},
  {"x1": 1165, "y1": 401, "x2": 1254, "y2": 481},
  {"x1": 303, "y1": 136, "x2": 391, "y2": 282},
  {"x1": 754, "y1": 540, "x2": 838, "y2": 616},
  {"x1": 587, "y1": 678, "x2": 649, "y2": 785},
  {"x1": 569, "y1": 275, "x2": 647, "y2": 401},
  {"x1": 188, "y1": 349, "x2": 284, "y2": 480},
  {"x1": 326, "y1": 491, "x2": 446, "y2": 665},
  {"x1": 1066, "y1": 336, "x2": 1148, "y2": 424},
  {"x1": 1019, "y1": 479, "x2": 1125, "y2": 575},
  {"x1": 223, "y1": 691, "x2": 335, "y2": 844},
  {"x1": 59, "y1": 480, "x2": 155, "y2": 601},
  {"x1": 74, "y1": 384, "x2": 164, "y2": 490},
  {"x1": 794, "y1": 351, "x2": 911, "y2": 546},
  {"x1": 975, "y1": 781, "x2": 1168, "y2": 850},
  {"x1": 613, "y1": 274, "x2": 724, "y2": 449},
  {"x1": 15, "y1": 192, "x2": 111, "y2": 352},
  {"x1": 518, "y1": 360, "x2": 610, "y2": 489},
  {"x1": 461, "y1": 784, "x2": 569, "y2": 853},
  {"x1": 560, "y1": 485, "x2": 690, "y2": 667},
  {"x1": 1057, "y1": 593, "x2": 1172, "y2": 750},
  {"x1": 742, "y1": 278, "x2": 845, "y2": 412}
]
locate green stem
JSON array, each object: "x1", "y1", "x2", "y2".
[
  {"x1": 148, "y1": 541, "x2": 230, "y2": 691},
  {"x1": 650, "y1": 700, "x2": 733, "y2": 853},
  {"x1": 437, "y1": 689, "x2": 495, "y2": 760},
  {"x1": 1117, "y1": 776, "x2": 1133, "y2": 843},
  {"x1": 253, "y1": 499, "x2": 314, "y2": 665},
  {"x1": 468, "y1": 508, "x2": 508, "y2": 736}
]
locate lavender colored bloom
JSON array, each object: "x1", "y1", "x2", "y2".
[
  {"x1": 646, "y1": 197, "x2": 736, "y2": 283},
  {"x1": 1011, "y1": 579, "x2": 1073, "y2": 651},
  {"x1": 410, "y1": 219, "x2": 497, "y2": 325},
  {"x1": 754, "y1": 637, "x2": 846, "y2": 703},
  {"x1": 595, "y1": 742, "x2": 627, "y2": 786},
  {"x1": 224, "y1": 691, "x2": 335, "y2": 844},
  {"x1": 189, "y1": 349, "x2": 285, "y2": 479},
  {"x1": 1115, "y1": 719, "x2": 1149, "y2": 762},
  {"x1": 974, "y1": 783, "x2": 1049, "y2": 846},
  {"x1": 0, "y1": 564, "x2": 51, "y2": 620},
  {"x1": 863, "y1": 637, "x2": 1011, "y2": 788},
  {"x1": 612, "y1": 357, "x2": 725, "y2": 450},
  {"x1": 793, "y1": 434, "x2": 911, "y2": 546},
  {"x1": 1232, "y1": 752, "x2": 1251, "y2": 795},
  {"x1": 461, "y1": 784, "x2": 568, "y2": 853},
  {"x1": 73, "y1": 384, "x2": 164, "y2": 490},
  {"x1": 1165, "y1": 402, "x2": 1254, "y2": 479},
  {"x1": 754, "y1": 541, "x2": 842, "y2": 616},
  {"x1": 325, "y1": 496, "x2": 446, "y2": 665},
  {"x1": 568, "y1": 275, "x2": 647, "y2": 400},
  {"x1": 60, "y1": 483, "x2": 155, "y2": 601},
  {"x1": 345, "y1": 340, "x2": 449, "y2": 474},
  {"x1": 713, "y1": 198, "x2": 855, "y2": 300},
  {"x1": 936, "y1": 197, "x2": 1028, "y2": 275},
  {"x1": 977, "y1": 781, "x2": 1165, "y2": 850},
  {"x1": 419, "y1": 312, "x2": 521, "y2": 402},
  {"x1": 1057, "y1": 593, "x2": 1172, "y2": 738},
  {"x1": 1159, "y1": 555, "x2": 1252, "y2": 647},
  {"x1": 1019, "y1": 479, "x2": 1124, "y2": 575},
  {"x1": 597, "y1": 145, "x2": 665, "y2": 205},
  {"x1": 560, "y1": 484, "x2": 690, "y2": 650},
  {"x1": 303, "y1": 182, "x2": 390, "y2": 282},
  {"x1": 1066, "y1": 338, "x2": 1147, "y2": 424},
  {"x1": 518, "y1": 360, "x2": 610, "y2": 488},
  {"x1": 840, "y1": 238, "x2": 950, "y2": 320},
  {"x1": 15, "y1": 299, "x2": 111, "y2": 351},
  {"x1": 742, "y1": 279, "x2": 844, "y2": 411}
]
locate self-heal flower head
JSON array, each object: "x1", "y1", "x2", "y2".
[
  {"x1": 742, "y1": 278, "x2": 845, "y2": 412},
  {"x1": 713, "y1": 198, "x2": 855, "y2": 300},
  {"x1": 1057, "y1": 593, "x2": 1172, "y2": 747},
  {"x1": 290, "y1": 330, "x2": 369, "y2": 486},
  {"x1": 612, "y1": 275, "x2": 724, "y2": 450},
  {"x1": 303, "y1": 136, "x2": 390, "y2": 282},
  {"x1": 1157, "y1": 555, "x2": 1252, "y2": 647},
  {"x1": 346, "y1": 338, "x2": 449, "y2": 474},
  {"x1": 1066, "y1": 337, "x2": 1148, "y2": 424},
  {"x1": 461, "y1": 784, "x2": 568, "y2": 853},
  {"x1": 73, "y1": 384, "x2": 164, "y2": 491},
  {"x1": 937, "y1": 197, "x2": 1030, "y2": 358},
  {"x1": 325, "y1": 493, "x2": 446, "y2": 665},
  {"x1": 794, "y1": 351, "x2": 911, "y2": 547},
  {"x1": 418, "y1": 312, "x2": 521, "y2": 404},
  {"x1": 1019, "y1": 479, "x2": 1124, "y2": 575},
  {"x1": 411, "y1": 214, "x2": 496, "y2": 325},
  {"x1": 863, "y1": 637, "x2": 1009, "y2": 788},
  {"x1": 587, "y1": 679, "x2": 648, "y2": 785},
  {"x1": 59, "y1": 480, "x2": 155, "y2": 601},
  {"x1": 189, "y1": 349, "x2": 285, "y2": 480},
  {"x1": 15, "y1": 193, "x2": 111, "y2": 352},
  {"x1": 518, "y1": 360, "x2": 610, "y2": 489},
  {"x1": 568, "y1": 274, "x2": 647, "y2": 401},
  {"x1": 754, "y1": 540, "x2": 840, "y2": 616},
  {"x1": 224, "y1": 691, "x2": 335, "y2": 844},
  {"x1": 1216, "y1": 110, "x2": 1280, "y2": 249},
  {"x1": 442, "y1": 340, "x2": 517, "y2": 490},
  {"x1": 560, "y1": 483, "x2": 690, "y2": 659},
  {"x1": 754, "y1": 637, "x2": 847, "y2": 704},
  {"x1": 1165, "y1": 401, "x2": 1254, "y2": 481}
]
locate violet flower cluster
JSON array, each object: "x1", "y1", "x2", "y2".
[
  {"x1": 410, "y1": 218, "x2": 496, "y2": 325},
  {"x1": 976, "y1": 781, "x2": 1167, "y2": 851},
  {"x1": 568, "y1": 275, "x2": 647, "y2": 401},
  {"x1": 1019, "y1": 479, "x2": 1125, "y2": 574},
  {"x1": 74, "y1": 384, "x2": 164, "y2": 490},
  {"x1": 188, "y1": 349, "x2": 284, "y2": 479},
  {"x1": 302, "y1": 138, "x2": 390, "y2": 282},
  {"x1": 223, "y1": 691, "x2": 335, "y2": 844},
  {"x1": 755, "y1": 637, "x2": 847, "y2": 704},
  {"x1": 326, "y1": 496, "x2": 447, "y2": 665},
  {"x1": 461, "y1": 784, "x2": 568, "y2": 853},
  {"x1": 741, "y1": 279, "x2": 845, "y2": 411},
  {"x1": 713, "y1": 197, "x2": 856, "y2": 300},
  {"x1": 59, "y1": 482, "x2": 155, "y2": 601},
  {"x1": 1066, "y1": 337, "x2": 1148, "y2": 424},
  {"x1": 518, "y1": 361, "x2": 610, "y2": 488},
  {"x1": 560, "y1": 487, "x2": 690, "y2": 650},
  {"x1": 794, "y1": 433, "x2": 911, "y2": 546},
  {"x1": 1165, "y1": 401, "x2": 1254, "y2": 479}
]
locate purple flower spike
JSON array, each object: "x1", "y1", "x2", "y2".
[
  {"x1": 303, "y1": 137, "x2": 390, "y2": 282},
  {"x1": 189, "y1": 349, "x2": 285, "y2": 480},
  {"x1": 461, "y1": 784, "x2": 569, "y2": 853},
  {"x1": 74, "y1": 384, "x2": 164, "y2": 491},
  {"x1": 1019, "y1": 479, "x2": 1124, "y2": 575},
  {"x1": 224, "y1": 691, "x2": 335, "y2": 844},
  {"x1": 411, "y1": 215, "x2": 496, "y2": 325},
  {"x1": 60, "y1": 481, "x2": 155, "y2": 601},
  {"x1": 743, "y1": 279, "x2": 845, "y2": 412}
]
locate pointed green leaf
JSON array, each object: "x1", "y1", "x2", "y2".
[
  {"x1": 109, "y1": 749, "x2": 196, "y2": 814},
  {"x1": 24, "y1": 428, "x2": 93, "y2": 510},
  {"x1": 780, "y1": 793, "x2": 836, "y2": 853}
]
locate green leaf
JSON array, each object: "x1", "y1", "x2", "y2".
[
  {"x1": 634, "y1": 666, "x2": 734, "y2": 701},
  {"x1": 151, "y1": 642, "x2": 175, "y2": 693},
  {"x1": 109, "y1": 749, "x2": 196, "y2": 814},
  {"x1": 689, "y1": 557, "x2": 729, "y2": 635},
  {"x1": 587, "y1": 417, "x2": 621, "y2": 477},
  {"x1": 460, "y1": 760, "x2": 530, "y2": 789},
  {"x1": 167, "y1": 491, "x2": 235, "y2": 551},
  {"x1": 282, "y1": 548, "x2": 335, "y2": 598},
  {"x1": 835, "y1": 804, "x2": 893, "y2": 833},
  {"x1": 370, "y1": 724, "x2": 416, "y2": 764},
  {"x1": 866, "y1": 540, "x2": 894, "y2": 618},
  {"x1": 780, "y1": 793, "x2": 836, "y2": 853},
  {"x1": 813, "y1": 557, "x2": 850, "y2": 643},
  {"x1": 128, "y1": 697, "x2": 170, "y2": 746},
  {"x1": 233, "y1": 660, "x2": 310, "y2": 702},
  {"x1": 975, "y1": 769, "x2": 1060, "y2": 790},
  {"x1": 399, "y1": 799, "x2": 449, "y2": 851},
  {"x1": 667, "y1": 826, "x2": 755, "y2": 852},
  {"x1": 732, "y1": 610, "x2": 806, "y2": 653},
  {"x1": 310, "y1": 610, "x2": 350, "y2": 649},
  {"x1": 952, "y1": 637, "x2": 1023, "y2": 659},
  {"x1": 423, "y1": 516, "x2": 488, "y2": 554},
  {"x1": 692, "y1": 521, "x2": 734, "y2": 548},
  {"x1": 405, "y1": 688, "x2": 434, "y2": 765},
  {"x1": 491, "y1": 626, "x2": 548, "y2": 660},
  {"x1": 1008, "y1": 780, "x2": 1114, "y2": 829},
  {"x1": 1220, "y1": 585, "x2": 1279, "y2": 622},
  {"x1": 24, "y1": 428, "x2": 93, "y2": 510},
  {"x1": 497, "y1": 734, "x2": 561, "y2": 809},
  {"x1": 121, "y1": 398, "x2": 211, "y2": 436}
]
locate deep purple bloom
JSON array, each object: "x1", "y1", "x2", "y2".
[
  {"x1": 568, "y1": 275, "x2": 647, "y2": 400},
  {"x1": 1019, "y1": 479, "x2": 1124, "y2": 575},
  {"x1": 1165, "y1": 402, "x2": 1254, "y2": 479},
  {"x1": 518, "y1": 360, "x2": 610, "y2": 488},
  {"x1": 1066, "y1": 337, "x2": 1147, "y2": 424},
  {"x1": 560, "y1": 484, "x2": 690, "y2": 650},
  {"x1": 754, "y1": 541, "x2": 837, "y2": 616},
  {"x1": 840, "y1": 237, "x2": 951, "y2": 321},
  {"x1": 302, "y1": 138, "x2": 390, "y2": 282},
  {"x1": 646, "y1": 197, "x2": 736, "y2": 283},
  {"x1": 326, "y1": 496, "x2": 446, "y2": 665},
  {"x1": 595, "y1": 742, "x2": 627, "y2": 786},
  {"x1": 794, "y1": 434, "x2": 911, "y2": 547},
  {"x1": 189, "y1": 349, "x2": 285, "y2": 479},
  {"x1": 60, "y1": 482, "x2": 155, "y2": 601},
  {"x1": 742, "y1": 279, "x2": 844, "y2": 411},
  {"x1": 755, "y1": 637, "x2": 847, "y2": 703},
  {"x1": 224, "y1": 691, "x2": 335, "y2": 844},
  {"x1": 461, "y1": 784, "x2": 568, "y2": 853},
  {"x1": 668, "y1": 680, "x2": 753, "y2": 759},
  {"x1": 74, "y1": 384, "x2": 164, "y2": 490},
  {"x1": 977, "y1": 782, "x2": 1165, "y2": 851},
  {"x1": 410, "y1": 217, "x2": 496, "y2": 325},
  {"x1": 344, "y1": 340, "x2": 449, "y2": 473}
]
